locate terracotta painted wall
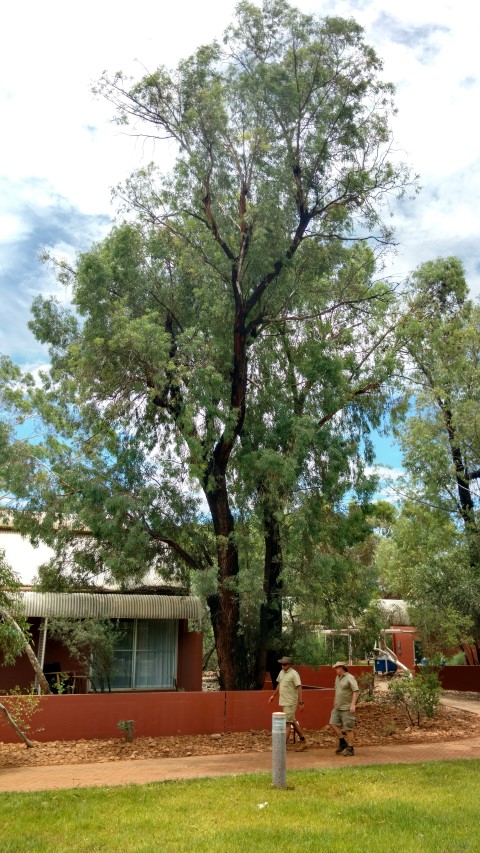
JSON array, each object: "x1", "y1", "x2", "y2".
[
  {"x1": 0, "y1": 688, "x2": 335, "y2": 744},
  {"x1": 264, "y1": 665, "x2": 371, "y2": 690},
  {"x1": 225, "y1": 688, "x2": 334, "y2": 732},
  {"x1": 176, "y1": 624, "x2": 202, "y2": 691},
  {"x1": 438, "y1": 666, "x2": 480, "y2": 692},
  {"x1": 390, "y1": 627, "x2": 416, "y2": 671}
]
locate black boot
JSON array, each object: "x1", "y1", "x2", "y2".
[{"x1": 335, "y1": 737, "x2": 347, "y2": 754}]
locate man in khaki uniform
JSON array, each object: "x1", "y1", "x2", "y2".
[
  {"x1": 329, "y1": 661, "x2": 359, "y2": 756},
  {"x1": 269, "y1": 656, "x2": 307, "y2": 751}
]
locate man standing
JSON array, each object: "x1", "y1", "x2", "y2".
[
  {"x1": 330, "y1": 661, "x2": 359, "y2": 757},
  {"x1": 268, "y1": 656, "x2": 307, "y2": 751}
]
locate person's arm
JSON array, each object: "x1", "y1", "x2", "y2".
[
  {"x1": 350, "y1": 690, "x2": 359, "y2": 714},
  {"x1": 269, "y1": 684, "x2": 279, "y2": 703},
  {"x1": 297, "y1": 683, "x2": 305, "y2": 712}
]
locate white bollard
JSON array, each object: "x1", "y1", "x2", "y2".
[{"x1": 272, "y1": 711, "x2": 287, "y2": 788}]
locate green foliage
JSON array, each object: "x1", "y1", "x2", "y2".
[
  {"x1": 445, "y1": 651, "x2": 467, "y2": 666},
  {"x1": 1, "y1": 0, "x2": 413, "y2": 687},
  {"x1": 391, "y1": 260, "x2": 480, "y2": 650},
  {"x1": 388, "y1": 672, "x2": 442, "y2": 726},
  {"x1": 0, "y1": 687, "x2": 41, "y2": 734},
  {"x1": 117, "y1": 719, "x2": 135, "y2": 742},
  {"x1": 357, "y1": 671, "x2": 375, "y2": 702},
  {"x1": 288, "y1": 629, "x2": 331, "y2": 667},
  {"x1": 46, "y1": 618, "x2": 120, "y2": 692},
  {"x1": 0, "y1": 549, "x2": 31, "y2": 666}
]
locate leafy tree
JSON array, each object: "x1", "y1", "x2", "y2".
[
  {"x1": 4, "y1": 1, "x2": 412, "y2": 688},
  {"x1": 385, "y1": 258, "x2": 480, "y2": 656},
  {"x1": 0, "y1": 550, "x2": 51, "y2": 694},
  {"x1": 46, "y1": 618, "x2": 120, "y2": 693}
]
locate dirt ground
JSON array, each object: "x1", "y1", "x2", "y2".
[{"x1": 2, "y1": 694, "x2": 480, "y2": 769}]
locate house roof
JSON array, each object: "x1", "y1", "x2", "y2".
[{"x1": 18, "y1": 591, "x2": 203, "y2": 621}]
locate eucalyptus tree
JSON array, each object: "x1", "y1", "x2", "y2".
[
  {"x1": 397, "y1": 258, "x2": 480, "y2": 559},
  {"x1": 18, "y1": 0, "x2": 412, "y2": 688},
  {"x1": 381, "y1": 258, "x2": 480, "y2": 657}
]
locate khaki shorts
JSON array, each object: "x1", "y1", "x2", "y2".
[
  {"x1": 282, "y1": 704, "x2": 297, "y2": 723},
  {"x1": 330, "y1": 708, "x2": 356, "y2": 730}
]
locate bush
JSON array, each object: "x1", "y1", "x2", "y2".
[
  {"x1": 388, "y1": 672, "x2": 441, "y2": 726},
  {"x1": 358, "y1": 671, "x2": 376, "y2": 702}
]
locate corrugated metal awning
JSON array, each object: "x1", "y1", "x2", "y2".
[{"x1": 18, "y1": 591, "x2": 203, "y2": 621}]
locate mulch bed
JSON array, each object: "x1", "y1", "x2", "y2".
[{"x1": 1, "y1": 700, "x2": 479, "y2": 768}]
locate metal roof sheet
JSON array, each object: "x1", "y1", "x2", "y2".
[{"x1": 18, "y1": 591, "x2": 203, "y2": 621}]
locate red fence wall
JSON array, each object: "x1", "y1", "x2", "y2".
[
  {"x1": 0, "y1": 688, "x2": 335, "y2": 744},
  {"x1": 264, "y1": 665, "x2": 371, "y2": 690},
  {"x1": 438, "y1": 666, "x2": 480, "y2": 692}
]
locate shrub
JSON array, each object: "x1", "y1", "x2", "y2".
[
  {"x1": 358, "y1": 671, "x2": 376, "y2": 702},
  {"x1": 388, "y1": 672, "x2": 441, "y2": 726}
]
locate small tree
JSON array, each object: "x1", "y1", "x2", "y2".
[
  {"x1": 47, "y1": 617, "x2": 120, "y2": 692},
  {"x1": 388, "y1": 672, "x2": 441, "y2": 727}
]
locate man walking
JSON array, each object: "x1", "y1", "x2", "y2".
[
  {"x1": 330, "y1": 661, "x2": 359, "y2": 757},
  {"x1": 269, "y1": 656, "x2": 308, "y2": 751}
]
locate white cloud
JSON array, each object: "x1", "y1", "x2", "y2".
[{"x1": 1, "y1": 0, "x2": 480, "y2": 475}]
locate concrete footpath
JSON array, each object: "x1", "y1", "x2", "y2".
[{"x1": 2, "y1": 737, "x2": 480, "y2": 793}]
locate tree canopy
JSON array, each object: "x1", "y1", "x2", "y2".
[
  {"x1": 0, "y1": 0, "x2": 414, "y2": 688},
  {"x1": 375, "y1": 258, "x2": 480, "y2": 659}
]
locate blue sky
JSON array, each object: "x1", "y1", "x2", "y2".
[{"x1": 1, "y1": 0, "x2": 479, "y2": 483}]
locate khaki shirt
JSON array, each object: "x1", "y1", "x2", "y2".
[
  {"x1": 334, "y1": 673, "x2": 359, "y2": 710},
  {"x1": 277, "y1": 667, "x2": 301, "y2": 706}
]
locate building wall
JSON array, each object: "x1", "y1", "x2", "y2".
[
  {"x1": 176, "y1": 622, "x2": 203, "y2": 691},
  {"x1": 389, "y1": 626, "x2": 417, "y2": 670},
  {"x1": 0, "y1": 618, "x2": 203, "y2": 695}
]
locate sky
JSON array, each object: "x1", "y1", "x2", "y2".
[{"x1": 1, "y1": 0, "x2": 479, "y2": 565}]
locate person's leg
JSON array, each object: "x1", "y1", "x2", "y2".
[
  {"x1": 283, "y1": 706, "x2": 296, "y2": 743},
  {"x1": 330, "y1": 710, "x2": 348, "y2": 754},
  {"x1": 292, "y1": 712, "x2": 307, "y2": 750},
  {"x1": 341, "y1": 712, "x2": 355, "y2": 755},
  {"x1": 292, "y1": 719, "x2": 306, "y2": 740}
]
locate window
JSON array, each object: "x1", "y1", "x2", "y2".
[{"x1": 110, "y1": 619, "x2": 178, "y2": 690}]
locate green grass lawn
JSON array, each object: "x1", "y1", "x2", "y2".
[{"x1": 1, "y1": 761, "x2": 479, "y2": 852}]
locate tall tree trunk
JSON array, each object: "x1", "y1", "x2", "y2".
[
  {"x1": 0, "y1": 607, "x2": 52, "y2": 695},
  {"x1": 204, "y1": 476, "x2": 249, "y2": 690},
  {"x1": 254, "y1": 510, "x2": 284, "y2": 689}
]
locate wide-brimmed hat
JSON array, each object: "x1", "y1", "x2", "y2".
[
  {"x1": 278, "y1": 656, "x2": 292, "y2": 665},
  {"x1": 332, "y1": 661, "x2": 349, "y2": 669}
]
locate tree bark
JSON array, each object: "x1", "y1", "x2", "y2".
[
  {"x1": 204, "y1": 476, "x2": 249, "y2": 690},
  {"x1": 0, "y1": 607, "x2": 52, "y2": 695},
  {"x1": 254, "y1": 510, "x2": 284, "y2": 689}
]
